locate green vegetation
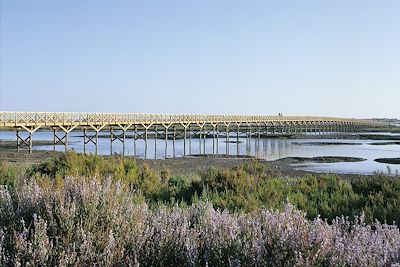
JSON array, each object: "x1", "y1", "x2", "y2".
[
  {"x1": 2, "y1": 152, "x2": 400, "y2": 224},
  {"x1": 360, "y1": 126, "x2": 400, "y2": 133},
  {"x1": 374, "y1": 157, "x2": 400, "y2": 164},
  {"x1": 358, "y1": 134, "x2": 400, "y2": 140},
  {"x1": 1, "y1": 152, "x2": 400, "y2": 265}
]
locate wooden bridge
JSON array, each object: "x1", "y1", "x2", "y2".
[{"x1": 0, "y1": 112, "x2": 388, "y2": 155}]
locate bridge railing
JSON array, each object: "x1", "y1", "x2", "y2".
[{"x1": 0, "y1": 111, "x2": 388, "y2": 127}]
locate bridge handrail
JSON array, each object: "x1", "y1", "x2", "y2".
[{"x1": 0, "y1": 111, "x2": 388, "y2": 127}]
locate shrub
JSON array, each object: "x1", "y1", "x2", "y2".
[{"x1": 0, "y1": 176, "x2": 399, "y2": 266}]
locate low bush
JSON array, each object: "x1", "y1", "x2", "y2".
[
  {"x1": 3, "y1": 152, "x2": 400, "y2": 224},
  {"x1": 0, "y1": 176, "x2": 399, "y2": 266}
]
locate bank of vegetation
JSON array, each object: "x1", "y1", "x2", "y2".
[{"x1": 0, "y1": 152, "x2": 399, "y2": 266}]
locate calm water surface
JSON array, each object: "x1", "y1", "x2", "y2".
[{"x1": 1, "y1": 131, "x2": 399, "y2": 175}]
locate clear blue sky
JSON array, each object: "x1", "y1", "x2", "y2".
[{"x1": 1, "y1": 1, "x2": 399, "y2": 118}]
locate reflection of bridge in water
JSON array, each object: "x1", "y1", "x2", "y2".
[{"x1": 0, "y1": 112, "x2": 388, "y2": 157}]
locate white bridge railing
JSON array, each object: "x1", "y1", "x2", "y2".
[{"x1": 0, "y1": 111, "x2": 387, "y2": 127}]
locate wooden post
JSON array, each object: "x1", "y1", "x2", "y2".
[
  {"x1": 189, "y1": 125, "x2": 192, "y2": 155},
  {"x1": 122, "y1": 128, "x2": 126, "y2": 155},
  {"x1": 83, "y1": 128, "x2": 86, "y2": 154},
  {"x1": 183, "y1": 126, "x2": 187, "y2": 157},
  {"x1": 29, "y1": 131, "x2": 33, "y2": 153},
  {"x1": 165, "y1": 125, "x2": 168, "y2": 159},
  {"x1": 154, "y1": 126, "x2": 157, "y2": 159},
  {"x1": 212, "y1": 124, "x2": 216, "y2": 155},
  {"x1": 236, "y1": 124, "x2": 240, "y2": 156},
  {"x1": 199, "y1": 127, "x2": 202, "y2": 155},
  {"x1": 16, "y1": 129, "x2": 20, "y2": 152},
  {"x1": 203, "y1": 125, "x2": 206, "y2": 155},
  {"x1": 144, "y1": 127, "x2": 148, "y2": 159},
  {"x1": 110, "y1": 127, "x2": 113, "y2": 155},
  {"x1": 173, "y1": 126, "x2": 176, "y2": 158},
  {"x1": 216, "y1": 125, "x2": 219, "y2": 155},
  {"x1": 134, "y1": 126, "x2": 137, "y2": 156},
  {"x1": 226, "y1": 125, "x2": 229, "y2": 155},
  {"x1": 95, "y1": 130, "x2": 99, "y2": 155}
]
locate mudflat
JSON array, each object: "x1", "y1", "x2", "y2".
[{"x1": 0, "y1": 151, "x2": 366, "y2": 178}]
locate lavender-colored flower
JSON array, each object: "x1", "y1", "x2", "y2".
[{"x1": 0, "y1": 176, "x2": 399, "y2": 266}]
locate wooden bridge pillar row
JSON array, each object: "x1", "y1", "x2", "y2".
[{"x1": 262, "y1": 122, "x2": 268, "y2": 136}]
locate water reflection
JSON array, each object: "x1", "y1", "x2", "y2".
[{"x1": 0, "y1": 131, "x2": 399, "y2": 175}]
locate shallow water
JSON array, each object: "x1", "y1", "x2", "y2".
[{"x1": 1, "y1": 131, "x2": 399, "y2": 175}]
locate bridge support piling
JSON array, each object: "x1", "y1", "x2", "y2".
[
  {"x1": 52, "y1": 125, "x2": 76, "y2": 153},
  {"x1": 87, "y1": 125, "x2": 104, "y2": 155},
  {"x1": 154, "y1": 126, "x2": 158, "y2": 159},
  {"x1": 163, "y1": 124, "x2": 169, "y2": 159},
  {"x1": 182, "y1": 124, "x2": 189, "y2": 157},
  {"x1": 144, "y1": 127, "x2": 147, "y2": 159},
  {"x1": 216, "y1": 125, "x2": 219, "y2": 155},
  {"x1": 236, "y1": 123, "x2": 240, "y2": 156},
  {"x1": 203, "y1": 126, "x2": 206, "y2": 155},
  {"x1": 133, "y1": 126, "x2": 137, "y2": 156},
  {"x1": 110, "y1": 127, "x2": 113, "y2": 155},
  {"x1": 83, "y1": 128, "x2": 87, "y2": 154},
  {"x1": 173, "y1": 126, "x2": 176, "y2": 158},
  {"x1": 189, "y1": 125, "x2": 192, "y2": 155},
  {"x1": 211, "y1": 123, "x2": 217, "y2": 155},
  {"x1": 225, "y1": 123, "x2": 230, "y2": 155},
  {"x1": 16, "y1": 127, "x2": 40, "y2": 153}
]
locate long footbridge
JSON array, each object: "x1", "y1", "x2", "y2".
[{"x1": 0, "y1": 112, "x2": 388, "y2": 156}]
